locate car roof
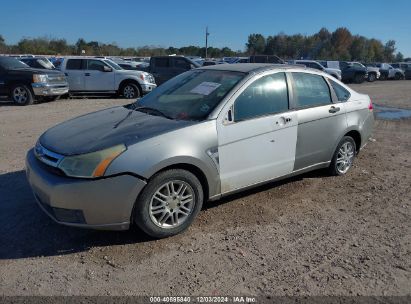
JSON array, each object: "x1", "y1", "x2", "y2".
[{"x1": 199, "y1": 63, "x2": 298, "y2": 73}]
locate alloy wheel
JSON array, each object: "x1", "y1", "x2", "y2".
[
  {"x1": 13, "y1": 87, "x2": 28, "y2": 104},
  {"x1": 123, "y1": 85, "x2": 135, "y2": 99},
  {"x1": 149, "y1": 180, "x2": 195, "y2": 228},
  {"x1": 336, "y1": 142, "x2": 355, "y2": 174}
]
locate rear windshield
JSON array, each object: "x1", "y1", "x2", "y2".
[
  {"x1": 135, "y1": 69, "x2": 245, "y2": 121},
  {"x1": 0, "y1": 57, "x2": 29, "y2": 69}
]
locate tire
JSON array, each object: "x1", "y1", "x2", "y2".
[
  {"x1": 367, "y1": 73, "x2": 376, "y2": 82},
  {"x1": 394, "y1": 73, "x2": 402, "y2": 80},
  {"x1": 379, "y1": 73, "x2": 387, "y2": 81},
  {"x1": 133, "y1": 169, "x2": 204, "y2": 238},
  {"x1": 11, "y1": 84, "x2": 34, "y2": 105},
  {"x1": 329, "y1": 136, "x2": 356, "y2": 176},
  {"x1": 121, "y1": 82, "x2": 141, "y2": 99},
  {"x1": 354, "y1": 74, "x2": 364, "y2": 84}
]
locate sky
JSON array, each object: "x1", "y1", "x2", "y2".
[{"x1": 1, "y1": 0, "x2": 410, "y2": 56}]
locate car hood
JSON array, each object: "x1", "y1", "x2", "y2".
[
  {"x1": 9, "y1": 67, "x2": 64, "y2": 76},
  {"x1": 116, "y1": 69, "x2": 145, "y2": 76},
  {"x1": 39, "y1": 106, "x2": 195, "y2": 156}
]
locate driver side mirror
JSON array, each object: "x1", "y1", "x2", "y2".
[{"x1": 103, "y1": 65, "x2": 112, "y2": 72}]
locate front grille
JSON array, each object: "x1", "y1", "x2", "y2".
[
  {"x1": 47, "y1": 74, "x2": 67, "y2": 84},
  {"x1": 34, "y1": 142, "x2": 64, "y2": 168}
]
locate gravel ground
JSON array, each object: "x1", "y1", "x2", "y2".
[{"x1": 0, "y1": 81, "x2": 410, "y2": 296}]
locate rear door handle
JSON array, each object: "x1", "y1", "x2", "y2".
[
  {"x1": 329, "y1": 106, "x2": 340, "y2": 113},
  {"x1": 85, "y1": 73, "x2": 91, "y2": 76}
]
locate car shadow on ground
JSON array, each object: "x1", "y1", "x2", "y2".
[{"x1": 0, "y1": 168, "x2": 330, "y2": 260}]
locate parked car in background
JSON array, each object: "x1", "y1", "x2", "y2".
[
  {"x1": 230, "y1": 57, "x2": 249, "y2": 63},
  {"x1": 26, "y1": 63, "x2": 374, "y2": 238},
  {"x1": 375, "y1": 63, "x2": 404, "y2": 80},
  {"x1": 338, "y1": 61, "x2": 368, "y2": 83},
  {"x1": 19, "y1": 57, "x2": 56, "y2": 70},
  {"x1": 290, "y1": 60, "x2": 341, "y2": 80},
  {"x1": 391, "y1": 62, "x2": 411, "y2": 79},
  {"x1": 59, "y1": 57, "x2": 156, "y2": 98},
  {"x1": 140, "y1": 56, "x2": 201, "y2": 85},
  {"x1": 202, "y1": 60, "x2": 226, "y2": 66},
  {"x1": 0, "y1": 57, "x2": 68, "y2": 105},
  {"x1": 360, "y1": 62, "x2": 380, "y2": 82},
  {"x1": 249, "y1": 55, "x2": 284, "y2": 64}
]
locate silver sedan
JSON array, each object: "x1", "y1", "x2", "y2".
[{"x1": 26, "y1": 63, "x2": 374, "y2": 238}]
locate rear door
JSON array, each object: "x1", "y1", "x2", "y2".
[
  {"x1": 151, "y1": 57, "x2": 173, "y2": 85},
  {"x1": 84, "y1": 59, "x2": 115, "y2": 91},
  {"x1": 0, "y1": 66, "x2": 6, "y2": 95},
  {"x1": 290, "y1": 72, "x2": 347, "y2": 171},
  {"x1": 64, "y1": 59, "x2": 85, "y2": 91},
  {"x1": 217, "y1": 72, "x2": 298, "y2": 193}
]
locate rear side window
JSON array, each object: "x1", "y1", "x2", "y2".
[
  {"x1": 291, "y1": 73, "x2": 331, "y2": 108},
  {"x1": 154, "y1": 57, "x2": 170, "y2": 68},
  {"x1": 234, "y1": 72, "x2": 289, "y2": 121},
  {"x1": 66, "y1": 59, "x2": 83, "y2": 70},
  {"x1": 330, "y1": 80, "x2": 351, "y2": 102}
]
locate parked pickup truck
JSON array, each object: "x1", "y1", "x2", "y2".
[
  {"x1": 339, "y1": 61, "x2": 368, "y2": 83},
  {"x1": 290, "y1": 60, "x2": 342, "y2": 80},
  {"x1": 141, "y1": 56, "x2": 201, "y2": 85},
  {"x1": 59, "y1": 57, "x2": 156, "y2": 99},
  {"x1": 375, "y1": 63, "x2": 405, "y2": 80},
  {"x1": 0, "y1": 56, "x2": 69, "y2": 105}
]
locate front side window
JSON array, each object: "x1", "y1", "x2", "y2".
[
  {"x1": 174, "y1": 58, "x2": 190, "y2": 69},
  {"x1": 66, "y1": 59, "x2": 83, "y2": 70},
  {"x1": 234, "y1": 73, "x2": 289, "y2": 121},
  {"x1": 154, "y1": 57, "x2": 169, "y2": 68},
  {"x1": 291, "y1": 72, "x2": 332, "y2": 108},
  {"x1": 136, "y1": 69, "x2": 245, "y2": 121},
  {"x1": 330, "y1": 79, "x2": 351, "y2": 102},
  {"x1": 87, "y1": 60, "x2": 107, "y2": 71}
]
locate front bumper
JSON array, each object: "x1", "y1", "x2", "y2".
[
  {"x1": 25, "y1": 149, "x2": 146, "y2": 230},
  {"x1": 141, "y1": 83, "x2": 157, "y2": 94},
  {"x1": 32, "y1": 83, "x2": 69, "y2": 96}
]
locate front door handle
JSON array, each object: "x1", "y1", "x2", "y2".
[
  {"x1": 85, "y1": 73, "x2": 91, "y2": 76},
  {"x1": 329, "y1": 106, "x2": 340, "y2": 113}
]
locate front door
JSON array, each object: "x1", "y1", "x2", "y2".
[
  {"x1": 85, "y1": 59, "x2": 115, "y2": 91},
  {"x1": 217, "y1": 72, "x2": 298, "y2": 194}
]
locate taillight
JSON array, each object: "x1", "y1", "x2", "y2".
[{"x1": 368, "y1": 99, "x2": 373, "y2": 111}]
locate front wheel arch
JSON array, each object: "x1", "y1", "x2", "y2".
[{"x1": 118, "y1": 79, "x2": 142, "y2": 98}]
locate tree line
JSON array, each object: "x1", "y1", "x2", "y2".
[
  {"x1": 0, "y1": 35, "x2": 239, "y2": 58},
  {"x1": 0, "y1": 27, "x2": 408, "y2": 62},
  {"x1": 246, "y1": 27, "x2": 406, "y2": 62}
]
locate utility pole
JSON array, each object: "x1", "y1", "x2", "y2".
[{"x1": 205, "y1": 26, "x2": 210, "y2": 59}]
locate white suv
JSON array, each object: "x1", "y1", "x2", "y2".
[{"x1": 59, "y1": 57, "x2": 156, "y2": 98}]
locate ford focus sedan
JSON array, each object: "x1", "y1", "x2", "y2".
[{"x1": 26, "y1": 64, "x2": 374, "y2": 238}]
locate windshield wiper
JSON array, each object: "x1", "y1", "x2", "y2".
[{"x1": 134, "y1": 106, "x2": 173, "y2": 120}]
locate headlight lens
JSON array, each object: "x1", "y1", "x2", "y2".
[
  {"x1": 58, "y1": 144, "x2": 126, "y2": 178},
  {"x1": 33, "y1": 74, "x2": 48, "y2": 83}
]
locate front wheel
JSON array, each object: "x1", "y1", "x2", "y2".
[
  {"x1": 367, "y1": 73, "x2": 376, "y2": 82},
  {"x1": 11, "y1": 84, "x2": 34, "y2": 105},
  {"x1": 133, "y1": 169, "x2": 204, "y2": 238},
  {"x1": 121, "y1": 82, "x2": 141, "y2": 99},
  {"x1": 329, "y1": 136, "x2": 356, "y2": 176},
  {"x1": 354, "y1": 74, "x2": 364, "y2": 84}
]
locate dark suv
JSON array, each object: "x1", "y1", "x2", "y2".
[
  {"x1": 0, "y1": 57, "x2": 68, "y2": 105},
  {"x1": 339, "y1": 61, "x2": 368, "y2": 83}
]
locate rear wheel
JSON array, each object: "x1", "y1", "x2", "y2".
[
  {"x1": 133, "y1": 169, "x2": 204, "y2": 238},
  {"x1": 11, "y1": 84, "x2": 34, "y2": 105},
  {"x1": 121, "y1": 82, "x2": 141, "y2": 99},
  {"x1": 367, "y1": 73, "x2": 376, "y2": 82},
  {"x1": 329, "y1": 136, "x2": 356, "y2": 176}
]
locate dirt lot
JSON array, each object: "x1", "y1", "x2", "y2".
[{"x1": 0, "y1": 81, "x2": 410, "y2": 297}]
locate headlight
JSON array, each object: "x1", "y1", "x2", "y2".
[
  {"x1": 58, "y1": 144, "x2": 126, "y2": 178},
  {"x1": 33, "y1": 74, "x2": 48, "y2": 83}
]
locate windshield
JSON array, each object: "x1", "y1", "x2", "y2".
[
  {"x1": 104, "y1": 59, "x2": 123, "y2": 70},
  {"x1": 0, "y1": 57, "x2": 29, "y2": 69},
  {"x1": 135, "y1": 69, "x2": 245, "y2": 121}
]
